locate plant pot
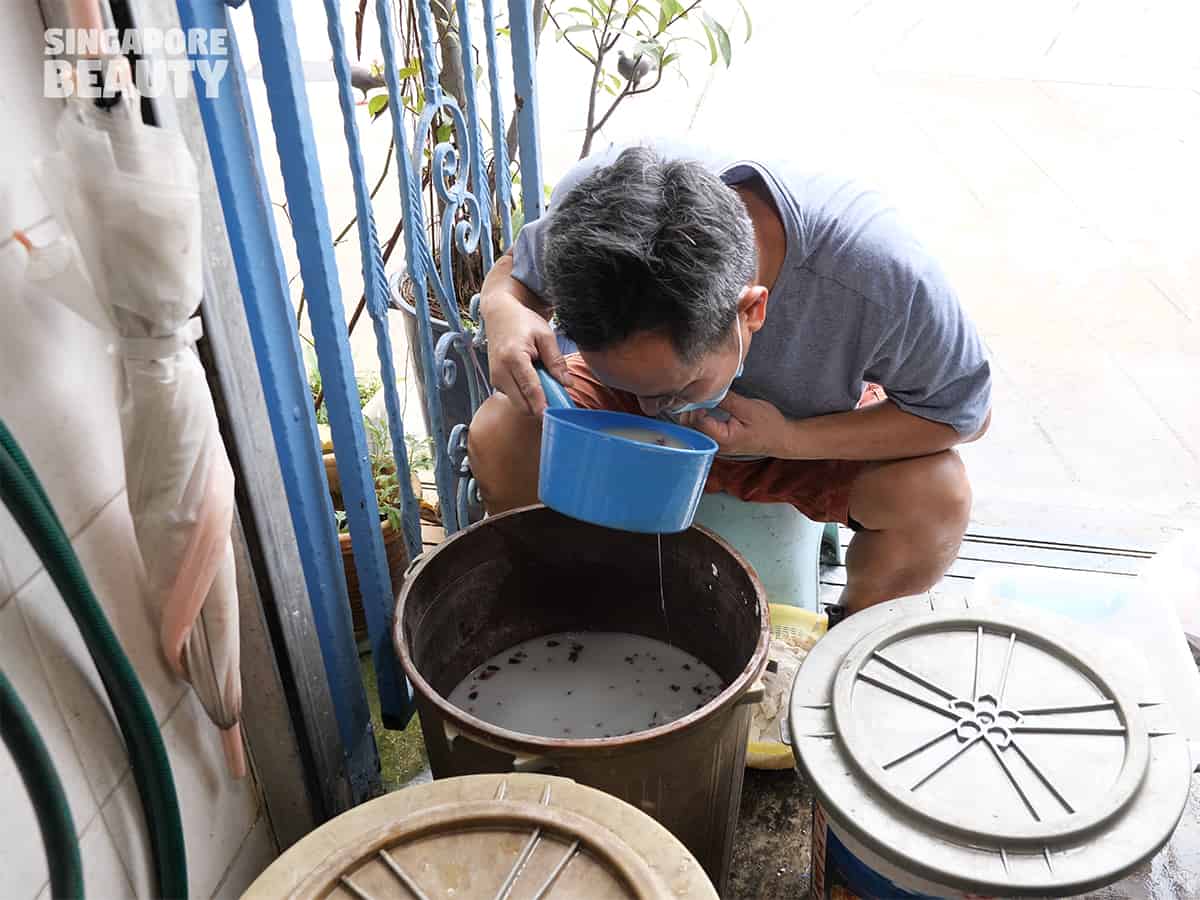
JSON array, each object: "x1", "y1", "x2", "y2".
[
  {"x1": 391, "y1": 270, "x2": 482, "y2": 450},
  {"x1": 325, "y1": 449, "x2": 437, "y2": 642},
  {"x1": 340, "y1": 519, "x2": 409, "y2": 643}
]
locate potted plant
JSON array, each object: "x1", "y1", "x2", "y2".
[
  {"x1": 308, "y1": 364, "x2": 437, "y2": 640},
  {"x1": 333, "y1": 419, "x2": 429, "y2": 642},
  {"x1": 389, "y1": 0, "x2": 749, "y2": 439}
]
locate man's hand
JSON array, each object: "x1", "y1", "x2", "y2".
[
  {"x1": 687, "y1": 392, "x2": 975, "y2": 462},
  {"x1": 480, "y1": 254, "x2": 572, "y2": 415},
  {"x1": 682, "y1": 391, "x2": 791, "y2": 457}
]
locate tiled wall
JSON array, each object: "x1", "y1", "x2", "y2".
[{"x1": 0, "y1": 4, "x2": 277, "y2": 897}]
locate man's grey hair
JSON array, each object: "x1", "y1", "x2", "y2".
[{"x1": 542, "y1": 146, "x2": 757, "y2": 362}]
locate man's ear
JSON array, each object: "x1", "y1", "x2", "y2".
[{"x1": 740, "y1": 285, "x2": 769, "y2": 333}]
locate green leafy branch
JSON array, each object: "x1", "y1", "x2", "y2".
[{"x1": 546, "y1": 0, "x2": 752, "y2": 158}]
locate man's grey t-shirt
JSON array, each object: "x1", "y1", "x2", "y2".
[{"x1": 511, "y1": 141, "x2": 991, "y2": 439}]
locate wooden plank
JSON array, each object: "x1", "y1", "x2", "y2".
[
  {"x1": 821, "y1": 569, "x2": 980, "y2": 589},
  {"x1": 421, "y1": 522, "x2": 445, "y2": 548},
  {"x1": 833, "y1": 528, "x2": 1149, "y2": 576},
  {"x1": 150, "y1": 16, "x2": 359, "y2": 822},
  {"x1": 835, "y1": 524, "x2": 1156, "y2": 559},
  {"x1": 818, "y1": 580, "x2": 975, "y2": 610},
  {"x1": 825, "y1": 552, "x2": 1140, "y2": 585}
]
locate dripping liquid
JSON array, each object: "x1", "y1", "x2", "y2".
[{"x1": 657, "y1": 532, "x2": 670, "y2": 644}]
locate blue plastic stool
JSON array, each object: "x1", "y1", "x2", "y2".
[{"x1": 694, "y1": 493, "x2": 835, "y2": 611}]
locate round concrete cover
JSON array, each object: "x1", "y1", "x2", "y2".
[{"x1": 790, "y1": 598, "x2": 1193, "y2": 896}]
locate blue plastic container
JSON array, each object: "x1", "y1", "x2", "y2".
[{"x1": 535, "y1": 368, "x2": 719, "y2": 533}]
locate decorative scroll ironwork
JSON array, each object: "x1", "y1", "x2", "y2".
[
  {"x1": 374, "y1": 0, "x2": 543, "y2": 536},
  {"x1": 181, "y1": 0, "x2": 543, "y2": 735}
]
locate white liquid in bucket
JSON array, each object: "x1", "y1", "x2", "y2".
[
  {"x1": 603, "y1": 426, "x2": 690, "y2": 449},
  {"x1": 448, "y1": 632, "x2": 725, "y2": 739}
]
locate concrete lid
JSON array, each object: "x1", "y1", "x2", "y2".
[
  {"x1": 244, "y1": 773, "x2": 718, "y2": 899},
  {"x1": 789, "y1": 595, "x2": 1193, "y2": 896}
]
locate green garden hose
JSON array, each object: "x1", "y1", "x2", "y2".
[
  {"x1": 0, "y1": 419, "x2": 187, "y2": 898},
  {"x1": 0, "y1": 668, "x2": 84, "y2": 899}
]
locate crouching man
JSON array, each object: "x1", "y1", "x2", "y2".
[{"x1": 467, "y1": 143, "x2": 991, "y2": 614}]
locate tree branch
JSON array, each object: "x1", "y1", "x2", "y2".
[
  {"x1": 659, "y1": 0, "x2": 702, "y2": 36},
  {"x1": 545, "y1": 8, "x2": 597, "y2": 64},
  {"x1": 579, "y1": 51, "x2": 606, "y2": 157},
  {"x1": 298, "y1": 139, "x2": 395, "y2": 330},
  {"x1": 580, "y1": 0, "x2": 704, "y2": 157},
  {"x1": 313, "y1": 214, "x2": 406, "y2": 415},
  {"x1": 355, "y1": 0, "x2": 368, "y2": 59}
]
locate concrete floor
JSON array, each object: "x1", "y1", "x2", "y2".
[
  {"x1": 530, "y1": 0, "x2": 1200, "y2": 549},
  {"x1": 233, "y1": 3, "x2": 1200, "y2": 894},
  {"x1": 234, "y1": 0, "x2": 1200, "y2": 550},
  {"x1": 729, "y1": 770, "x2": 815, "y2": 899}
]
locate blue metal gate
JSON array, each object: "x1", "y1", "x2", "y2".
[{"x1": 177, "y1": 0, "x2": 542, "y2": 799}]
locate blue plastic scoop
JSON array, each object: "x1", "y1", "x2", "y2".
[{"x1": 535, "y1": 366, "x2": 718, "y2": 533}]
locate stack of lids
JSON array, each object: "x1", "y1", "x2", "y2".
[{"x1": 789, "y1": 595, "x2": 1196, "y2": 897}]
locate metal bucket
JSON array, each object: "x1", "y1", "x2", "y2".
[{"x1": 394, "y1": 505, "x2": 770, "y2": 895}]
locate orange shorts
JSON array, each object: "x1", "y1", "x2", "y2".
[{"x1": 563, "y1": 354, "x2": 886, "y2": 526}]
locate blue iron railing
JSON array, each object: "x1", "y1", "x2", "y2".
[{"x1": 179, "y1": 0, "x2": 543, "y2": 795}]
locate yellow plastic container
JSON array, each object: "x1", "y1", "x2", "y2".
[{"x1": 746, "y1": 603, "x2": 827, "y2": 769}]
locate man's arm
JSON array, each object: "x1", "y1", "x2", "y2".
[
  {"x1": 479, "y1": 250, "x2": 553, "y2": 322},
  {"x1": 781, "y1": 399, "x2": 991, "y2": 461},
  {"x1": 692, "y1": 391, "x2": 990, "y2": 461},
  {"x1": 478, "y1": 250, "x2": 571, "y2": 414}
]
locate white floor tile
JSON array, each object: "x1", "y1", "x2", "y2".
[
  {"x1": 0, "y1": 725, "x2": 50, "y2": 895},
  {"x1": 79, "y1": 815, "x2": 137, "y2": 899},
  {"x1": 17, "y1": 493, "x2": 190, "y2": 804},
  {"x1": 104, "y1": 692, "x2": 259, "y2": 900},
  {"x1": 0, "y1": 295, "x2": 125, "y2": 591},
  {"x1": 70, "y1": 495, "x2": 189, "y2": 726},
  {"x1": 211, "y1": 815, "x2": 278, "y2": 900},
  {"x1": 0, "y1": 603, "x2": 99, "y2": 868},
  {"x1": 16, "y1": 566, "x2": 131, "y2": 811}
]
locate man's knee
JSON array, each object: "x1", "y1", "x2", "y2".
[
  {"x1": 850, "y1": 449, "x2": 971, "y2": 533},
  {"x1": 894, "y1": 450, "x2": 971, "y2": 533},
  {"x1": 467, "y1": 393, "x2": 542, "y2": 512}
]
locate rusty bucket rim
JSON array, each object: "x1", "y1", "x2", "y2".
[{"x1": 393, "y1": 503, "x2": 771, "y2": 753}]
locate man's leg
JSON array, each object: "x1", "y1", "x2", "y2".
[
  {"x1": 468, "y1": 354, "x2": 646, "y2": 514},
  {"x1": 467, "y1": 392, "x2": 543, "y2": 513},
  {"x1": 840, "y1": 450, "x2": 972, "y2": 613}
]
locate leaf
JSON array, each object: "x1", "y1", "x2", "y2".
[
  {"x1": 657, "y1": 0, "x2": 684, "y2": 32},
  {"x1": 579, "y1": 46, "x2": 597, "y2": 62},
  {"x1": 700, "y1": 12, "x2": 731, "y2": 66},
  {"x1": 661, "y1": 51, "x2": 678, "y2": 67},
  {"x1": 634, "y1": 38, "x2": 664, "y2": 60},
  {"x1": 496, "y1": 25, "x2": 510, "y2": 37},
  {"x1": 436, "y1": 121, "x2": 453, "y2": 144},
  {"x1": 397, "y1": 60, "x2": 421, "y2": 80},
  {"x1": 714, "y1": 19, "x2": 733, "y2": 65},
  {"x1": 567, "y1": 5, "x2": 599, "y2": 26},
  {"x1": 699, "y1": 18, "x2": 718, "y2": 64},
  {"x1": 564, "y1": 23, "x2": 594, "y2": 34},
  {"x1": 630, "y1": 3, "x2": 656, "y2": 29},
  {"x1": 587, "y1": 0, "x2": 612, "y2": 16},
  {"x1": 736, "y1": 0, "x2": 753, "y2": 41},
  {"x1": 368, "y1": 93, "x2": 389, "y2": 118},
  {"x1": 665, "y1": 34, "x2": 708, "y2": 52}
]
